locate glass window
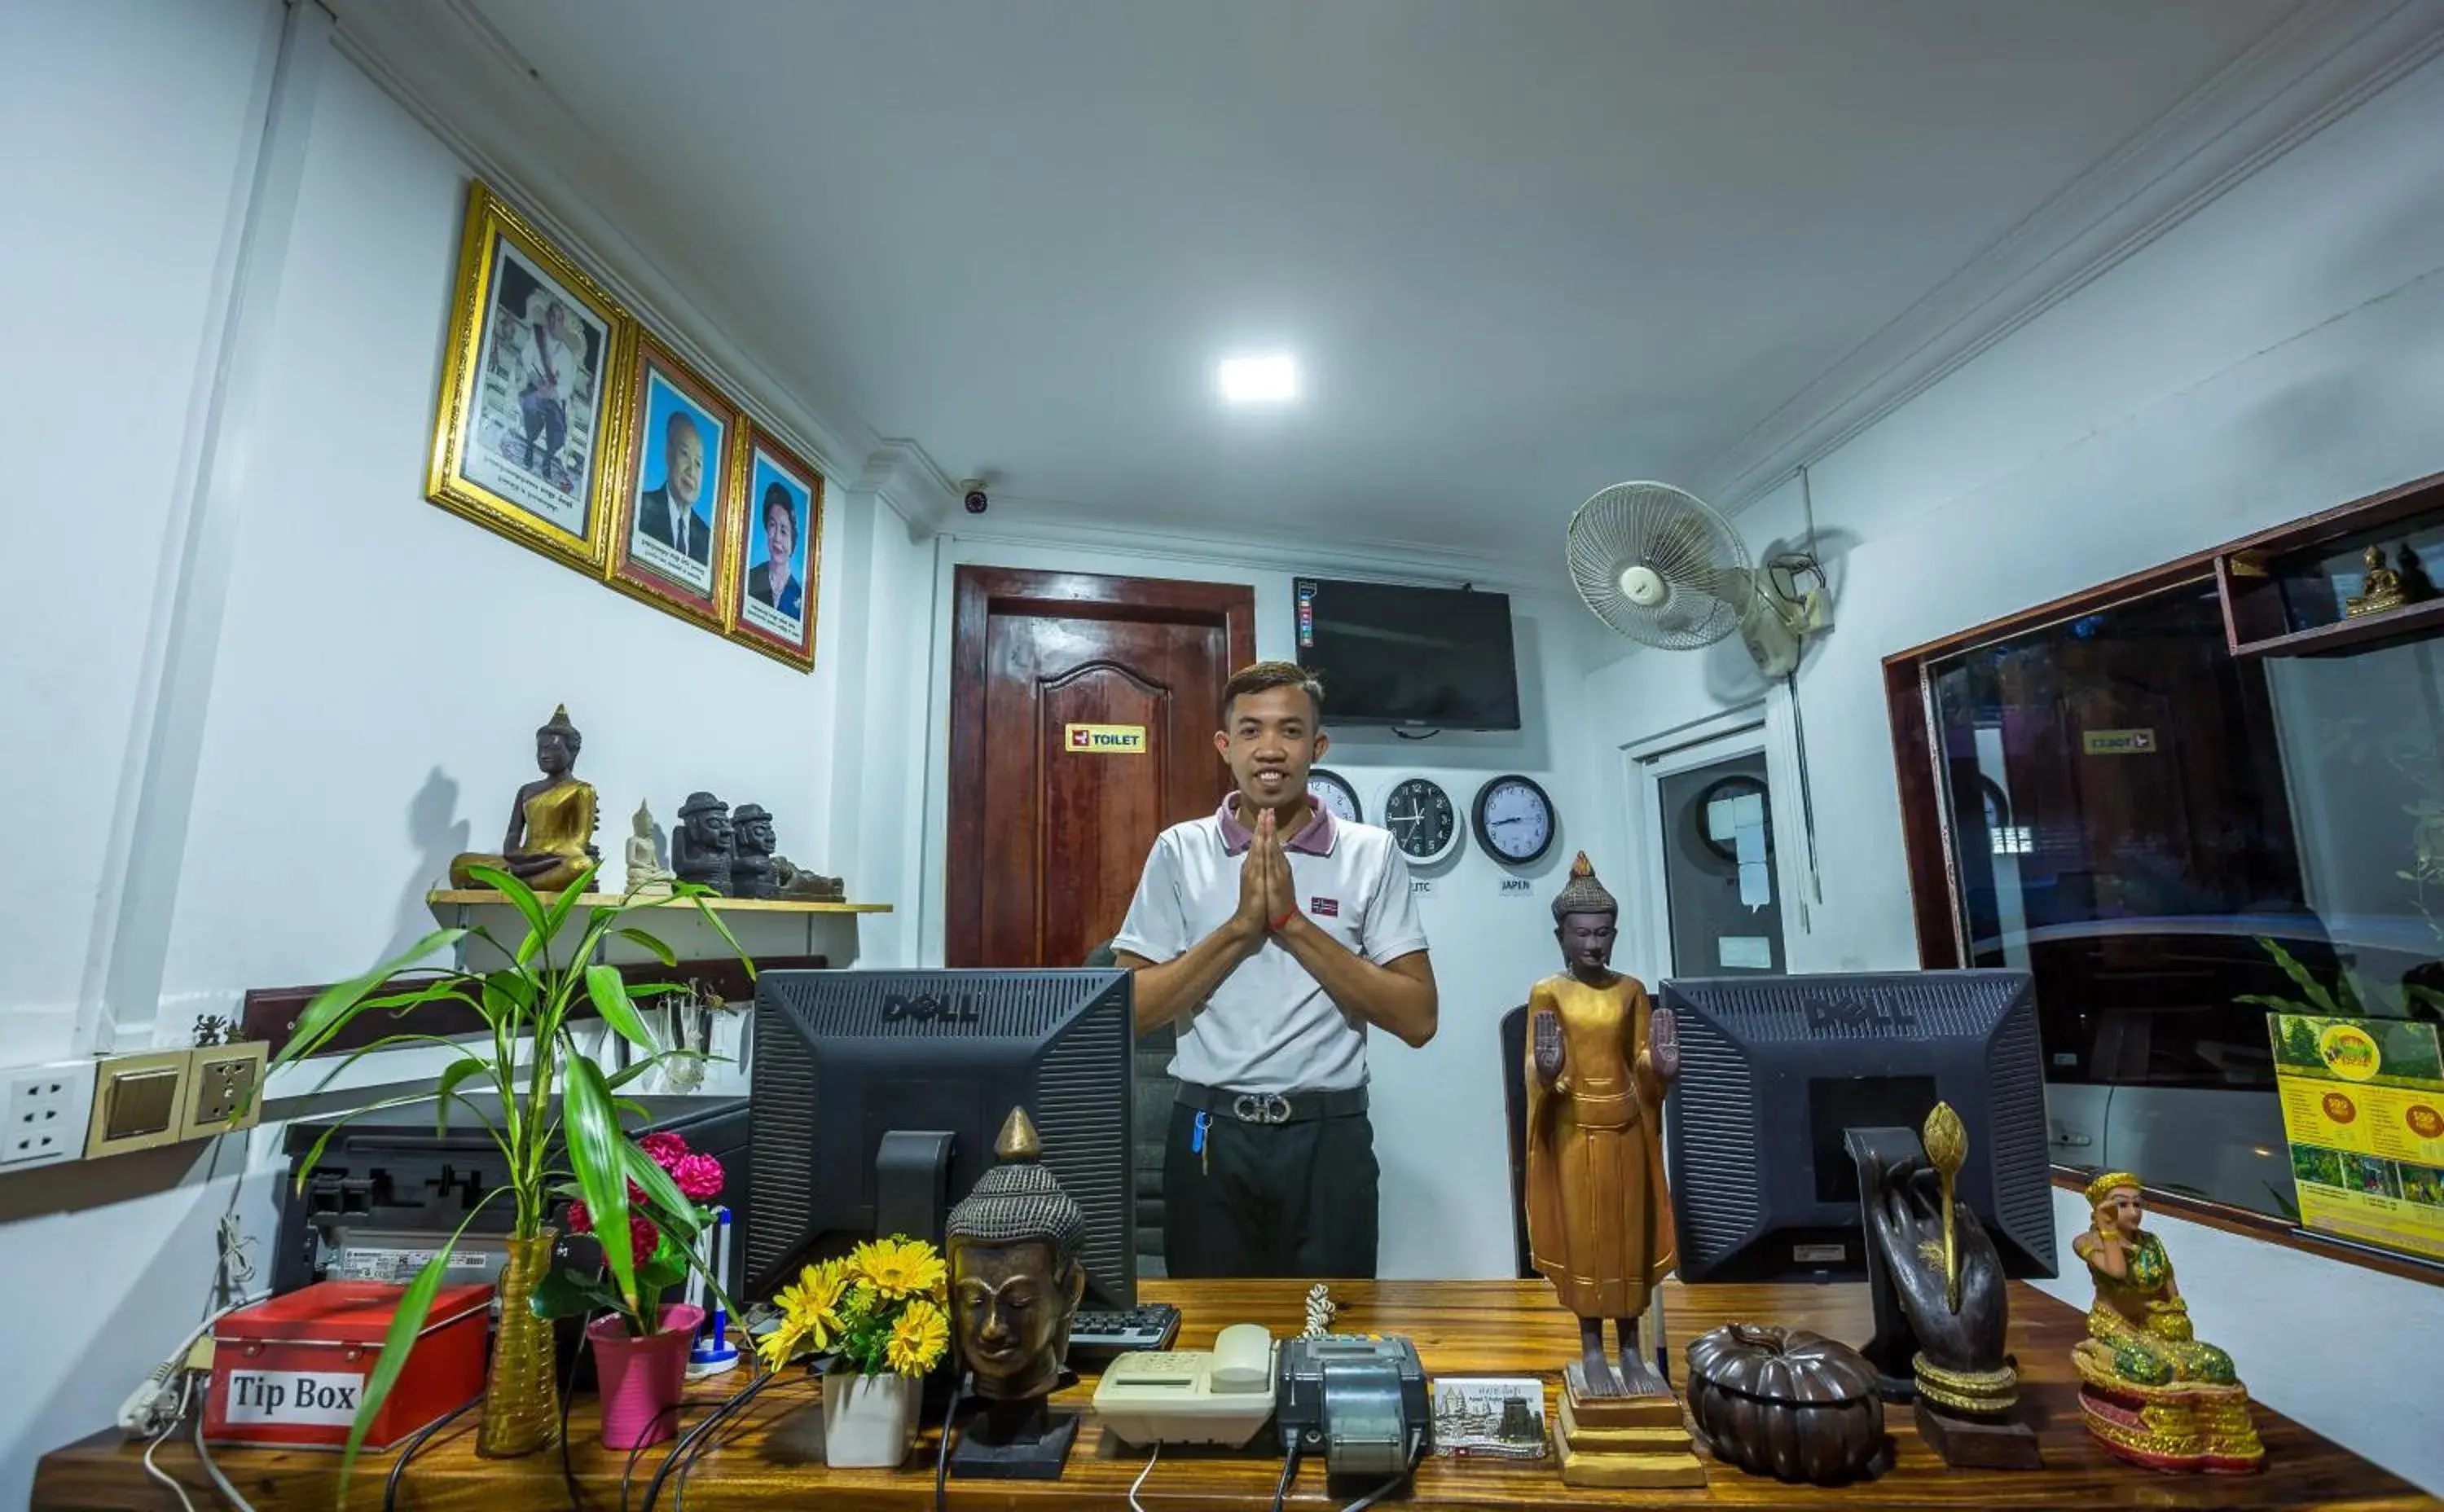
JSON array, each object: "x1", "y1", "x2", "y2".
[
  {"x1": 1657, "y1": 751, "x2": 1786, "y2": 975},
  {"x1": 1923, "y1": 579, "x2": 2444, "y2": 1217}
]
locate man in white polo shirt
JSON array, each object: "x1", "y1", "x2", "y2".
[{"x1": 1113, "y1": 661, "x2": 1438, "y2": 1277}]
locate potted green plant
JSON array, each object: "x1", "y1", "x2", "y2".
[
  {"x1": 264, "y1": 862, "x2": 747, "y2": 1478},
  {"x1": 757, "y1": 1236, "x2": 950, "y2": 1467}
]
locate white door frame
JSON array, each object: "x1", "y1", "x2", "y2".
[{"x1": 1619, "y1": 705, "x2": 1771, "y2": 982}]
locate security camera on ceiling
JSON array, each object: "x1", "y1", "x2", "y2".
[{"x1": 960, "y1": 478, "x2": 988, "y2": 514}]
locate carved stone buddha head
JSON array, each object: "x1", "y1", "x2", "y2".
[
  {"x1": 1550, "y1": 851, "x2": 1620, "y2": 978},
  {"x1": 945, "y1": 1108, "x2": 1087, "y2": 1403},
  {"x1": 535, "y1": 704, "x2": 582, "y2": 777}
]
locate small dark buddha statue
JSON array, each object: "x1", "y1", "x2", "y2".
[
  {"x1": 730, "y1": 803, "x2": 779, "y2": 899},
  {"x1": 944, "y1": 1107, "x2": 1088, "y2": 1478},
  {"x1": 448, "y1": 705, "x2": 599, "y2": 891},
  {"x1": 670, "y1": 792, "x2": 734, "y2": 894}
]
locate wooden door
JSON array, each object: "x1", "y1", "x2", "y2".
[{"x1": 946, "y1": 568, "x2": 1258, "y2": 967}]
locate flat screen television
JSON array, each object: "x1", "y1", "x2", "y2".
[{"x1": 1294, "y1": 578, "x2": 1520, "y2": 730}]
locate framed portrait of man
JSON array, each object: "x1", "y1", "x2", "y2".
[
  {"x1": 427, "y1": 182, "x2": 630, "y2": 573},
  {"x1": 728, "y1": 425, "x2": 824, "y2": 670},
  {"x1": 607, "y1": 336, "x2": 743, "y2": 629}
]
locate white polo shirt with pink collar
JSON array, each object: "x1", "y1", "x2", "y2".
[{"x1": 1114, "y1": 793, "x2": 1430, "y2": 1095}]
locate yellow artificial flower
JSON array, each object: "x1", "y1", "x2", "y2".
[
  {"x1": 756, "y1": 1319, "x2": 810, "y2": 1372},
  {"x1": 848, "y1": 1236, "x2": 947, "y2": 1302},
  {"x1": 886, "y1": 1299, "x2": 950, "y2": 1376},
  {"x1": 767, "y1": 1258, "x2": 850, "y2": 1357}
]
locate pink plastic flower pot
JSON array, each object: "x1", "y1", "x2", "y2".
[{"x1": 587, "y1": 1304, "x2": 703, "y2": 1450}]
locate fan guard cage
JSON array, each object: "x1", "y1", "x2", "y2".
[{"x1": 1567, "y1": 480, "x2": 1752, "y2": 650}]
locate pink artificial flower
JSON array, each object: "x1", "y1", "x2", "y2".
[
  {"x1": 671, "y1": 1151, "x2": 725, "y2": 1201},
  {"x1": 639, "y1": 1132, "x2": 690, "y2": 1170},
  {"x1": 566, "y1": 1198, "x2": 592, "y2": 1234},
  {"x1": 626, "y1": 1212, "x2": 662, "y2": 1264}
]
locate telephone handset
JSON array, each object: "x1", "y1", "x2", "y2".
[{"x1": 1090, "y1": 1322, "x2": 1279, "y2": 1448}]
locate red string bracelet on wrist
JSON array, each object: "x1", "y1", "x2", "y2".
[{"x1": 1269, "y1": 908, "x2": 1297, "y2": 931}]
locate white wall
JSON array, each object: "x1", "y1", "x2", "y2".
[
  {"x1": 0, "y1": 0, "x2": 278, "y2": 1057},
  {"x1": 1583, "y1": 48, "x2": 2444, "y2": 1492},
  {"x1": 0, "y1": 24, "x2": 898, "y2": 1504},
  {"x1": 912, "y1": 536, "x2": 1608, "y2": 1281}
]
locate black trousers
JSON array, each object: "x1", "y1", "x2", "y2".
[{"x1": 1161, "y1": 1100, "x2": 1379, "y2": 1278}]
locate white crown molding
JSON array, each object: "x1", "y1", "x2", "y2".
[
  {"x1": 1695, "y1": 0, "x2": 2444, "y2": 513},
  {"x1": 855, "y1": 440, "x2": 958, "y2": 539},
  {"x1": 330, "y1": 0, "x2": 955, "y2": 539},
  {"x1": 942, "y1": 508, "x2": 1566, "y2": 598}
]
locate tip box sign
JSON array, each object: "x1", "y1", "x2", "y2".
[
  {"x1": 1065, "y1": 723, "x2": 1147, "y2": 754},
  {"x1": 2082, "y1": 728, "x2": 2157, "y2": 755}
]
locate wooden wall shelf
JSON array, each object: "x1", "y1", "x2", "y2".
[{"x1": 2215, "y1": 467, "x2": 2444, "y2": 658}]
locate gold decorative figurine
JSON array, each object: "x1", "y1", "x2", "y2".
[
  {"x1": 1525, "y1": 854, "x2": 1704, "y2": 1488},
  {"x1": 448, "y1": 705, "x2": 598, "y2": 891},
  {"x1": 2345, "y1": 545, "x2": 2409, "y2": 618},
  {"x1": 2070, "y1": 1173, "x2": 2264, "y2": 1474}
]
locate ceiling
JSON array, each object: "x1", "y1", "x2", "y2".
[{"x1": 460, "y1": 0, "x2": 2301, "y2": 560}]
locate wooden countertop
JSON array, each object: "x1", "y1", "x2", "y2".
[{"x1": 34, "y1": 1278, "x2": 2437, "y2": 1511}]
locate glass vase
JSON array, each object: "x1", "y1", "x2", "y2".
[{"x1": 477, "y1": 1228, "x2": 561, "y2": 1457}]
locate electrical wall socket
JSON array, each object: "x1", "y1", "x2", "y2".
[
  {"x1": 85, "y1": 1049, "x2": 193, "y2": 1159},
  {"x1": 1, "y1": 1059, "x2": 99, "y2": 1170},
  {"x1": 179, "y1": 1041, "x2": 267, "y2": 1141}
]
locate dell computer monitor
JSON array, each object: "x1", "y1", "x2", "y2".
[
  {"x1": 1663, "y1": 970, "x2": 2057, "y2": 1285},
  {"x1": 745, "y1": 969, "x2": 1136, "y2": 1306}
]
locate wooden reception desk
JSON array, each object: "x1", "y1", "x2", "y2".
[{"x1": 33, "y1": 1277, "x2": 2437, "y2": 1510}]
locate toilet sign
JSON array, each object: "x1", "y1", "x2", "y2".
[
  {"x1": 1064, "y1": 723, "x2": 1147, "y2": 754},
  {"x1": 2082, "y1": 728, "x2": 2156, "y2": 756}
]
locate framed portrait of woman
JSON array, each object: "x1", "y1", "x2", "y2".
[
  {"x1": 727, "y1": 424, "x2": 824, "y2": 670},
  {"x1": 606, "y1": 335, "x2": 745, "y2": 630},
  {"x1": 426, "y1": 182, "x2": 631, "y2": 573}
]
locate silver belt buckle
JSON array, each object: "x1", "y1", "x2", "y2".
[{"x1": 1231, "y1": 1092, "x2": 1292, "y2": 1124}]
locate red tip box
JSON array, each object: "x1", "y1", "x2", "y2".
[{"x1": 204, "y1": 1280, "x2": 493, "y2": 1450}]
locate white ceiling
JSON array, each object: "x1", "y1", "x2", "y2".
[{"x1": 461, "y1": 0, "x2": 2300, "y2": 559}]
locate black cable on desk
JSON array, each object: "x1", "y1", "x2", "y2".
[
  {"x1": 653, "y1": 1368, "x2": 792, "y2": 1512},
  {"x1": 1268, "y1": 1439, "x2": 1302, "y2": 1512},
  {"x1": 618, "y1": 1404, "x2": 684, "y2": 1512},
  {"x1": 558, "y1": 1329, "x2": 591, "y2": 1511},
  {"x1": 933, "y1": 1371, "x2": 970, "y2": 1512},
  {"x1": 383, "y1": 1396, "x2": 481, "y2": 1512}
]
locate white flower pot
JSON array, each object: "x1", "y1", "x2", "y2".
[{"x1": 822, "y1": 1368, "x2": 918, "y2": 1469}]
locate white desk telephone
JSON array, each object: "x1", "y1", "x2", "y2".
[{"x1": 1091, "y1": 1322, "x2": 1276, "y2": 1448}]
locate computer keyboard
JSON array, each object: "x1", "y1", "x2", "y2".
[{"x1": 1067, "y1": 1303, "x2": 1182, "y2": 1365}]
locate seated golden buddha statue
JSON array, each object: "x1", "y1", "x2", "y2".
[
  {"x1": 2068, "y1": 1171, "x2": 2262, "y2": 1473},
  {"x1": 448, "y1": 705, "x2": 599, "y2": 893}
]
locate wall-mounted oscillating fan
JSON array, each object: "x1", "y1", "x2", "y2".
[{"x1": 1565, "y1": 480, "x2": 1825, "y2": 677}]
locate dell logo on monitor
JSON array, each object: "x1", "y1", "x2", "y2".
[
  {"x1": 1804, "y1": 993, "x2": 1916, "y2": 1032},
  {"x1": 881, "y1": 994, "x2": 978, "y2": 1025}
]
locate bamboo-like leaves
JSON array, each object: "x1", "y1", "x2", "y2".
[
  {"x1": 560, "y1": 1050, "x2": 638, "y2": 1312},
  {"x1": 272, "y1": 929, "x2": 468, "y2": 1071},
  {"x1": 464, "y1": 864, "x2": 552, "y2": 965},
  {"x1": 585, "y1": 964, "x2": 659, "y2": 1054},
  {"x1": 336, "y1": 1188, "x2": 505, "y2": 1490}
]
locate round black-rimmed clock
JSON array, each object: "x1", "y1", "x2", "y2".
[
  {"x1": 1473, "y1": 774, "x2": 1557, "y2": 866},
  {"x1": 1382, "y1": 776, "x2": 1461, "y2": 865},
  {"x1": 1307, "y1": 768, "x2": 1364, "y2": 825}
]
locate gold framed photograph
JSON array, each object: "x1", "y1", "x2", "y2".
[
  {"x1": 607, "y1": 335, "x2": 744, "y2": 630},
  {"x1": 426, "y1": 182, "x2": 631, "y2": 574},
  {"x1": 726, "y1": 424, "x2": 824, "y2": 671}
]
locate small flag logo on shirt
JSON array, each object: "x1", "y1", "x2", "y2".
[{"x1": 1311, "y1": 897, "x2": 1339, "y2": 916}]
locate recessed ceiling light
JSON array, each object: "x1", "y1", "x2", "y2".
[{"x1": 1218, "y1": 354, "x2": 1298, "y2": 405}]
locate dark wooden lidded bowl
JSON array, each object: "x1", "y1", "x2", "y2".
[{"x1": 1686, "y1": 1324, "x2": 1892, "y2": 1484}]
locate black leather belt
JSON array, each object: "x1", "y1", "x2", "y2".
[{"x1": 1176, "y1": 1081, "x2": 1368, "y2": 1125}]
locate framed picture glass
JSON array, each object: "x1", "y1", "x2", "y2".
[
  {"x1": 426, "y1": 182, "x2": 629, "y2": 573},
  {"x1": 607, "y1": 336, "x2": 743, "y2": 628},
  {"x1": 728, "y1": 426, "x2": 824, "y2": 670}
]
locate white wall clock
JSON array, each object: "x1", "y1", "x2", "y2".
[
  {"x1": 1474, "y1": 774, "x2": 1557, "y2": 866},
  {"x1": 1307, "y1": 768, "x2": 1363, "y2": 824},
  {"x1": 1382, "y1": 776, "x2": 1461, "y2": 865}
]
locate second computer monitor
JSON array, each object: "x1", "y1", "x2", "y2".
[
  {"x1": 745, "y1": 968, "x2": 1136, "y2": 1306},
  {"x1": 1663, "y1": 969, "x2": 2057, "y2": 1285}
]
